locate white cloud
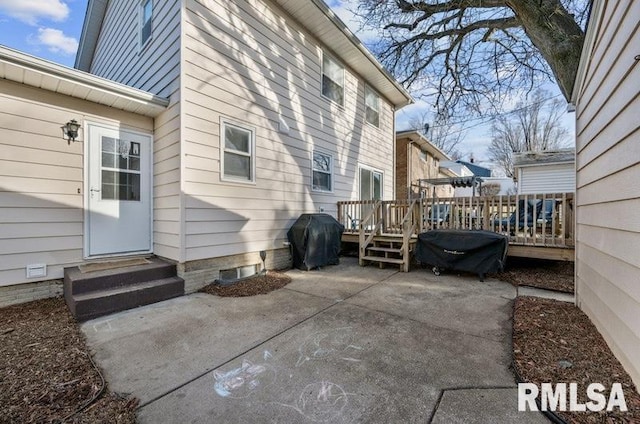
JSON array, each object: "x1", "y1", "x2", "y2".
[
  {"x1": 0, "y1": 0, "x2": 69, "y2": 25},
  {"x1": 34, "y1": 27, "x2": 78, "y2": 55}
]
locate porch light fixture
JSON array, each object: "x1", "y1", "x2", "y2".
[{"x1": 62, "y1": 119, "x2": 81, "y2": 144}]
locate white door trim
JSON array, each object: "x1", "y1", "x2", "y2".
[{"x1": 83, "y1": 121, "x2": 154, "y2": 259}]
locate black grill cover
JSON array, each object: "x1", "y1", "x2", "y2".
[
  {"x1": 287, "y1": 214, "x2": 344, "y2": 271},
  {"x1": 415, "y1": 230, "x2": 508, "y2": 280}
]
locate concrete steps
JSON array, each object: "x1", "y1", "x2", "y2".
[{"x1": 64, "y1": 257, "x2": 184, "y2": 321}]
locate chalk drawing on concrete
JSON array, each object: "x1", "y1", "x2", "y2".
[
  {"x1": 213, "y1": 359, "x2": 276, "y2": 398},
  {"x1": 276, "y1": 381, "x2": 349, "y2": 422},
  {"x1": 296, "y1": 327, "x2": 362, "y2": 367}
]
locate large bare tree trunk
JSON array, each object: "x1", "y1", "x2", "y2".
[{"x1": 507, "y1": 0, "x2": 585, "y2": 99}]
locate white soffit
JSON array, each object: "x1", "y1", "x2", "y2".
[{"x1": 0, "y1": 46, "x2": 168, "y2": 117}]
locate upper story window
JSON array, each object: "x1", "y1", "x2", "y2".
[
  {"x1": 140, "y1": 0, "x2": 153, "y2": 47},
  {"x1": 322, "y1": 52, "x2": 344, "y2": 106},
  {"x1": 365, "y1": 85, "x2": 380, "y2": 127},
  {"x1": 419, "y1": 150, "x2": 427, "y2": 162},
  {"x1": 221, "y1": 119, "x2": 255, "y2": 183},
  {"x1": 312, "y1": 151, "x2": 333, "y2": 192}
]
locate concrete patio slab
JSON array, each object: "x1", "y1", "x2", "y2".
[
  {"x1": 80, "y1": 257, "x2": 550, "y2": 423},
  {"x1": 81, "y1": 289, "x2": 334, "y2": 404},
  {"x1": 138, "y1": 302, "x2": 515, "y2": 423},
  {"x1": 346, "y1": 269, "x2": 515, "y2": 340},
  {"x1": 284, "y1": 258, "x2": 397, "y2": 301}
]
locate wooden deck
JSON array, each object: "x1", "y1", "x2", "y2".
[{"x1": 338, "y1": 193, "x2": 575, "y2": 271}]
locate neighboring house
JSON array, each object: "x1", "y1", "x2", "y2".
[
  {"x1": 454, "y1": 159, "x2": 492, "y2": 178},
  {"x1": 395, "y1": 130, "x2": 453, "y2": 199},
  {"x1": 572, "y1": 0, "x2": 639, "y2": 388},
  {"x1": 440, "y1": 160, "x2": 474, "y2": 178},
  {"x1": 0, "y1": 0, "x2": 412, "y2": 305},
  {"x1": 514, "y1": 149, "x2": 576, "y2": 194}
]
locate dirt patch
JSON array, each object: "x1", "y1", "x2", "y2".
[
  {"x1": 495, "y1": 257, "x2": 574, "y2": 293},
  {"x1": 0, "y1": 298, "x2": 137, "y2": 424},
  {"x1": 199, "y1": 271, "x2": 292, "y2": 297},
  {"x1": 513, "y1": 296, "x2": 640, "y2": 423}
]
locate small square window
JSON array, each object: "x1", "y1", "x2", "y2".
[
  {"x1": 221, "y1": 119, "x2": 255, "y2": 183},
  {"x1": 322, "y1": 52, "x2": 344, "y2": 106},
  {"x1": 365, "y1": 86, "x2": 380, "y2": 127},
  {"x1": 312, "y1": 151, "x2": 333, "y2": 192},
  {"x1": 140, "y1": 0, "x2": 153, "y2": 47}
]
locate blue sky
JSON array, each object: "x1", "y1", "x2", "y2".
[
  {"x1": 0, "y1": 0, "x2": 573, "y2": 171},
  {"x1": 0, "y1": 0, "x2": 87, "y2": 67}
]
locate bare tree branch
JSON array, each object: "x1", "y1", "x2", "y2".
[{"x1": 355, "y1": 0, "x2": 586, "y2": 115}]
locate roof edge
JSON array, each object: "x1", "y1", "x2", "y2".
[
  {"x1": 571, "y1": 0, "x2": 604, "y2": 105},
  {"x1": 396, "y1": 129, "x2": 451, "y2": 161},
  {"x1": 1, "y1": 46, "x2": 169, "y2": 113},
  {"x1": 75, "y1": 0, "x2": 107, "y2": 71}
]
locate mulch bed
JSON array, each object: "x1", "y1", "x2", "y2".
[
  {"x1": 513, "y1": 296, "x2": 640, "y2": 423},
  {"x1": 496, "y1": 257, "x2": 575, "y2": 293},
  {"x1": 199, "y1": 271, "x2": 292, "y2": 297},
  {"x1": 0, "y1": 298, "x2": 137, "y2": 424}
]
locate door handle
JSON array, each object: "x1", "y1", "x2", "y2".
[{"x1": 90, "y1": 188, "x2": 101, "y2": 198}]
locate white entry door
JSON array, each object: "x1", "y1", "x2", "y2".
[{"x1": 87, "y1": 124, "x2": 152, "y2": 257}]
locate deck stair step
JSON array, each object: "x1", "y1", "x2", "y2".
[
  {"x1": 366, "y1": 246, "x2": 403, "y2": 254},
  {"x1": 361, "y1": 255, "x2": 405, "y2": 265},
  {"x1": 64, "y1": 257, "x2": 184, "y2": 322}
]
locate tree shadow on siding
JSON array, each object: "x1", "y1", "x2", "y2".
[{"x1": 182, "y1": 1, "x2": 376, "y2": 260}]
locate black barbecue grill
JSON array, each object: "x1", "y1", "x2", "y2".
[{"x1": 414, "y1": 230, "x2": 508, "y2": 281}]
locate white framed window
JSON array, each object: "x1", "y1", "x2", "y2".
[
  {"x1": 220, "y1": 118, "x2": 256, "y2": 183},
  {"x1": 359, "y1": 165, "x2": 383, "y2": 200},
  {"x1": 312, "y1": 150, "x2": 333, "y2": 192},
  {"x1": 322, "y1": 52, "x2": 344, "y2": 106},
  {"x1": 365, "y1": 85, "x2": 380, "y2": 127},
  {"x1": 140, "y1": 0, "x2": 153, "y2": 48},
  {"x1": 419, "y1": 150, "x2": 427, "y2": 162}
]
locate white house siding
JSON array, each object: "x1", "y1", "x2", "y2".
[
  {"x1": 517, "y1": 163, "x2": 575, "y2": 194},
  {"x1": 575, "y1": 0, "x2": 640, "y2": 387},
  {"x1": 89, "y1": 0, "x2": 183, "y2": 261},
  {"x1": 0, "y1": 79, "x2": 154, "y2": 288},
  {"x1": 181, "y1": 0, "x2": 396, "y2": 263}
]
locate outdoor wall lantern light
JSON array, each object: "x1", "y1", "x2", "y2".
[{"x1": 62, "y1": 119, "x2": 81, "y2": 144}]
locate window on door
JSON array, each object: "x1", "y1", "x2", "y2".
[
  {"x1": 101, "y1": 137, "x2": 141, "y2": 201},
  {"x1": 360, "y1": 167, "x2": 383, "y2": 200}
]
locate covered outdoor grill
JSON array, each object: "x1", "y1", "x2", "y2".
[
  {"x1": 287, "y1": 213, "x2": 344, "y2": 271},
  {"x1": 415, "y1": 230, "x2": 508, "y2": 281}
]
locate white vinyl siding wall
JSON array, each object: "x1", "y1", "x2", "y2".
[
  {"x1": 181, "y1": 0, "x2": 395, "y2": 262},
  {"x1": 0, "y1": 79, "x2": 153, "y2": 287},
  {"x1": 517, "y1": 163, "x2": 575, "y2": 194},
  {"x1": 575, "y1": 0, "x2": 640, "y2": 387},
  {"x1": 89, "y1": 0, "x2": 182, "y2": 261}
]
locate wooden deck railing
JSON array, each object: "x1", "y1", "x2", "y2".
[{"x1": 338, "y1": 193, "x2": 574, "y2": 249}]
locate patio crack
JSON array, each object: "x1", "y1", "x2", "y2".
[{"x1": 428, "y1": 385, "x2": 519, "y2": 423}]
